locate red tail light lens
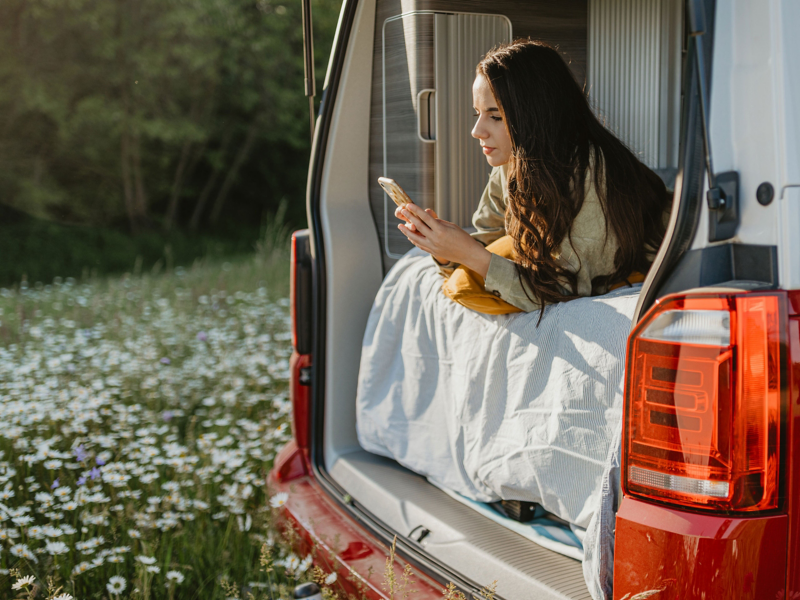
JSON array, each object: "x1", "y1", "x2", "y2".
[
  {"x1": 624, "y1": 292, "x2": 787, "y2": 512},
  {"x1": 290, "y1": 351, "x2": 312, "y2": 452}
]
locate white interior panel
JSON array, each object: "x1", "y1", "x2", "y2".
[
  {"x1": 319, "y1": 0, "x2": 383, "y2": 471},
  {"x1": 779, "y1": 188, "x2": 800, "y2": 290},
  {"x1": 587, "y1": 0, "x2": 682, "y2": 169},
  {"x1": 776, "y1": 0, "x2": 800, "y2": 290}
]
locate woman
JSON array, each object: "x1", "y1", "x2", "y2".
[{"x1": 395, "y1": 40, "x2": 669, "y2": 312}]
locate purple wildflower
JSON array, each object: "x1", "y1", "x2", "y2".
[
  {"x1": 74, "y1": 444, "x2": 88, "y2": 462},
  {"x1": 77, "y1": 476, "x2": 87, "y2": 486},
  {"x1": 51, "y1": 478, "x2": 60, "y2": 489},
  {"x1": 89, "y1": 467, "x2": 102, "y2": 480},
  {"x1": 160, "y1": 357, "x2": 171, "y2": 365},
  {"x1": 162, "y1": 410, "x2": 174, "y2": 422},
  {"x1": 95, "y1": 456, "x2": 106, "y2": 466},
  {"x1": 197, "y1": 331, "x2": 208, "y2": 342}
]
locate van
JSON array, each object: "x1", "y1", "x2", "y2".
[{"x1": 269, "y1": 0, "x2": 800, "y2": 598}]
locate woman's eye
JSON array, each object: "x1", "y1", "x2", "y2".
[{"x1": 490, "y1": 116, "x2": 503, "y2": 122}]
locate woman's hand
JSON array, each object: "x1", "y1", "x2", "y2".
[{"x1": 395, "y1": 203, "x2": 492, "y2": 278}]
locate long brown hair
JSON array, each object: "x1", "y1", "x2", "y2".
[{"x1": 477, "y1": 40, "x2": 669, "y2": 307}]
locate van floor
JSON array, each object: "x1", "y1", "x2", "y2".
[{"x1": 330, "y1": 450, "x2": 592, "y2": 600}]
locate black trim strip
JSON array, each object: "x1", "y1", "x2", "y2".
[
  {"x1": 293, "y1": 230, "x2": 313, "y2": 355},
  {"x1": 657, "y1": 244, "x2": 779, "y2": 295}
]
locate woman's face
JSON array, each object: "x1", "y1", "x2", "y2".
[{"x1": 471, "y1": 74, "x2": 513, "y2": 167}]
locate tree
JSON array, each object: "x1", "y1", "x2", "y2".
[{"x1": 0, "y1": 0, "x2": 341, "y2": 232}]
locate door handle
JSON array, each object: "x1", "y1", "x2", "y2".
[{"x1": 417, "y1": 89, "x2": 436, "y2": 143}]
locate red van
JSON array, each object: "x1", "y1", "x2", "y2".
[{"x1": 269, "y1": 0, "x2": 800, "y2": 598}]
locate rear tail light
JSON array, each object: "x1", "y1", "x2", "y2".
[
  {"x1": 290, "y1": 352, "x2": 312, "y2": 452},
  {"x1": 290, "y1": 230, "x2": 313, "y2": 454},
  {"x1": 623, "y1": 292, "x2": 787, "y2": 512}
]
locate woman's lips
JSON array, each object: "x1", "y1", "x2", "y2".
[{"x1": 482, "y1": 146, "x2": 495, "y2": 155}]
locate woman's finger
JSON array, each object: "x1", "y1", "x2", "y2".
[
  {"x1": 401, "y1": 207, "x2": 431, "y2": 233},
  {"x1": 399, "y1": 221, "x2": 426, "y2": 241},
  {"x1": 397, "y1": 224, "x2": 433, "y2": 253},
  {"x1": 405, "y1": 203, "x2": 437, "y2": 229},
  {"x1": 395, "y1": 207, "x2": 417, "y2": 231}
]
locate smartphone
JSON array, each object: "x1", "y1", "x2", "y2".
[{"x1": 378, "y1": 177, "x2": 413, "y2": 207}]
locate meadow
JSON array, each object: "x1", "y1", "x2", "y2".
[{"x1": 0, "y1": 226, "x2": 338, "y2": 599}]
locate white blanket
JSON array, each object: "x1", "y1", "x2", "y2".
[{"x1": 356, "y1": 249, "x2": 637, "y2": 598}]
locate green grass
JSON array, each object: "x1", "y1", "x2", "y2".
[{"x1": 0, "y1": 219, "x2": 334, "y2": 600}]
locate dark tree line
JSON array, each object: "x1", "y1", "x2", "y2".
[{"x1": 0, "y1": 0, "x2": 341, "y2": 233}]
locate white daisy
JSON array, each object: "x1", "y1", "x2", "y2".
[
  {"x1": 45, "y1": 541, "x2": 69, "y2": 555},
  {"x1": 10, "y1": 544, "x2": 38, "y2": 563},
  {"x1": 297, "y1": 554, "x2": 312, "y2": 574},
  {"x1": 137, "y1": 554, "x2": 157, "y2": 565},
  {"x1": 72, "y1": 562, "x2": 92, "y2": 575},
  {"x1": 11, "y1": 575, "x2": 35, "y2": 590},
  {"x1": 43, "y1": 525, "x2": 64, "y2": 538},
  {"x1": 269, "y1": 492, "x2": 288, "y2": 508},
  {"x1": 236, "y1": 514, "x2": 252, "y2": 532},
  {"x1": 166, "y1": 570, "x2": 185, "y2": 584},
  {"x1": 107, "y1": 575, "x2": 126, "y2": 595}
]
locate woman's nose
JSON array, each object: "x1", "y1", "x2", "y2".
[{"x1": 471, "y1": 119, "x2": 486, "y2": 140}]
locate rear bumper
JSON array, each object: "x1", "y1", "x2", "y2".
[
  {"x1": 613, "y1": 496, "x2": 788, "y2": 599},
  {"x1": 268, "y1": 445, "x2": 443, "y2": 600}
]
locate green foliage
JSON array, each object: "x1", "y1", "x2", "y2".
[
  {"x1": 0, "y1": 204, "x2": 264, "y2": 286},
  {"x1": 0, "y1": 0, "x2": 341, "y2": 232}
]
